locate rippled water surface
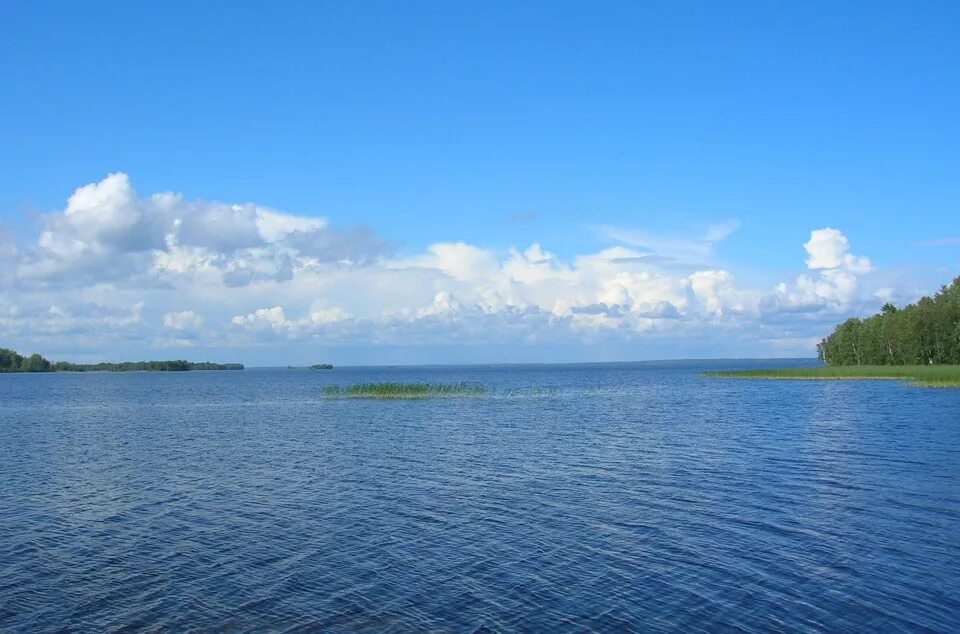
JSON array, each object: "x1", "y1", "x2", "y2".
[{"x1": 2, "y1": 361, "x2": 959, "y2": 632}]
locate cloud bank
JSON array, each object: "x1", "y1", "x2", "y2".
[{"x1": 1, "y1": 174, "x2": 889, "y2": 361}]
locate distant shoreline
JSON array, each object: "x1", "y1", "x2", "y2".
[
  {"x1": 1, "y1": 348, "x2": 243, "y2": 373},
  {"x1": 33, "y1": 365, "x2": 246, "y2": 373},
  {"x1": 0, "y1": 364, "x2": 244, "y2": 373}
]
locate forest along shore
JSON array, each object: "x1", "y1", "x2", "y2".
[
  {"x1": 0, "y1": 348, "x2": 243, "y2": 372},
  {"x1": 709, "y1": 276, "x2": 960, "y2": 388}
]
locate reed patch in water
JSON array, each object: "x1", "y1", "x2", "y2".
[
  {"x1": 322, "y1": 382, "x2": 487, "y2": 399},
  {"x1": 707, "y1": 365, "x2": 960, "y2": 388}
]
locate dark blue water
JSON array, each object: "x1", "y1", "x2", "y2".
[{"x1": 1, "y1": 361, "x2": 959, "y2": 632}]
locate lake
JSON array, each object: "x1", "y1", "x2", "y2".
[{"x1": 2, "y1": 361, "x2": 959, "y2": 631}]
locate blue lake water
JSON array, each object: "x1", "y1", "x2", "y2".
[{"x1": 1, "y1": 360, "x2": 959, "y2": 632}]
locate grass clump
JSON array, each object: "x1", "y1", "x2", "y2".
[
  {"x1": 322, "y1": 382, "x2": 486, "y2": 399},
  {"x1": 707, "y1": 365, "x2": 960, "y2": 388}
]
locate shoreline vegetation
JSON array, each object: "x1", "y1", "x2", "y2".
[
  {"x1": 816, "y1": 276, "x2": 960, "y2": 367},
  {"x1": 707, "y1": 366, "x2": 960, "y2": 388},
  {"x1": 0, "y1": 348, "x2": 243, "y2": 373},
  {"x1": 709, "y1": 275, "x2": 960, "y2": 388},
  {"x1": 322, "y1": 382, "x2": 486, "y2": 399}
]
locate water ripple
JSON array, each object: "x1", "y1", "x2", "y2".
[{"x1": 1, "y1": 362, "x2": 959, "y2": 631}]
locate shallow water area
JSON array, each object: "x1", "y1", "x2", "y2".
[{"x1": 2, "y1": 360, "x2": 959, "y2": 631}]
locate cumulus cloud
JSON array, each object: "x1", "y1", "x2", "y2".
[
  {"x1": 231, "y1": 304, "x2": 352, "y2": 337},
  {"x1": 690, "y1": 270, "x2": 748, "y2": 317},
  {"x1": 232, "y1": 306, "x2": 289, "y2": 332},
  {"x1": 163, "y1": 310, "x2": 204, "y2": 332},
  {"x1": 0, "y1": 174, "x2": 897, "y2": 358},
  {"x1": 765, "y1": 228, "x2": 873, "y2": 313},
  {"x1": 15, "y1": 172, "x2": 385, "y2": 285},
  {"x1": 803, "y1": 227, "x2": 872, "y2": 273}
]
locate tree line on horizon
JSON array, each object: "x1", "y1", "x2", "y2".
[
  {"x1": 0, "y1": 348, "x2": 243, "y2": 372},
  {"x1": 818, "y1": 276, "x2": 960, "y2": 366}
]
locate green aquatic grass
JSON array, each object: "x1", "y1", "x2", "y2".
[
  {"x1": 322, "y1": 382, "x2": 487, "y2": 399},
  {"x1": 707, "y1": 365, "x2": 960, "y2": 388}
]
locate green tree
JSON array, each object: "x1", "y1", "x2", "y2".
[
  {"x1": 819, "y1": 275, "x2": 960, "y2": 366},
  {"x1": 19, "y1": 353, "x2": 52, "y2": 372}
]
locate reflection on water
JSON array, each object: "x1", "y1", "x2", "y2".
[{"x1": 1, "y1": 361, "x2": 959, "y2": 631}]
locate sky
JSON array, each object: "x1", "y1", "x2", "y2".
[{"x1": 1, "y1": 1, "x2": 958, "y2": 365}]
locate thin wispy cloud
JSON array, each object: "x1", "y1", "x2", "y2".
[
  {"x1": 915, "y1": 237, "x2": 960, "y2": 248},
  {"x1": 591, "y1": 219, "x2": 742, "y2": 263},
  {"x1": 508, "y1": 211, "x2": 538, "y2": 224}
]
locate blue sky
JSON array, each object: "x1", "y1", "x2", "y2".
[{"x1": 1, "y1": 2, "x2": 958, "y2": 364}]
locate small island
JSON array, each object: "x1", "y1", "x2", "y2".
[
  {"x1": 0, "y1": 348, "x2": 243, "y2": 373},
  {"x1": 710, "y1": 275, "x2": 960, "y2": 387}
]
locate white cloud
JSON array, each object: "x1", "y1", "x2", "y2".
[
  {"x1": 765, "y1": 228, "x2": 874, "y2": 313},
  {"x1": 15, "y1": 172, "x2": 383, "y2": 284},
  {"x1": 255, "y1": 208, "x2": 327, "y2": 242},
  {"x1": 232, "y1": 306, "x2": 289, "y2": 332},
  {"x1": 395, "y1": 242, "x2": 499, "y2": 281},
  {"x1": 231, "y1": 304, "x2": 351, "y2": 337},
  {"x1": 163, "y1": 310, "x2": 204, "y2": 332},
  {"x1": 803, "y1": 227, "x2": 872, "y2": 273},
  {"x1": 305, "y1": 304, "x2": 351, "y2": 325},
  {"x1": 689, "y1": 270, "x2": 744, "y2": 317},
  {"x1": 1, "y1": 174, "x2": 902, "y2": 360},
  {"x1": 874, "y1": 287, "x2": 895, "y2": 303}
]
